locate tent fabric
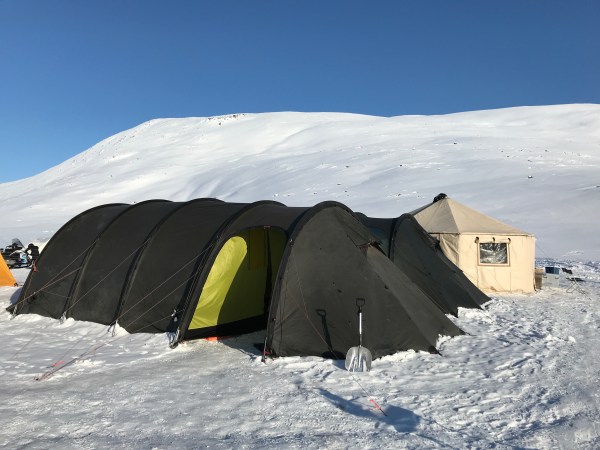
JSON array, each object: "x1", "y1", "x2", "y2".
[
  {"x1": 358, "y1": 213, "x2": 489, "y2": 316},
  {"x1": 0, "y1": 255, "x2": 16, "y2": 287},
  {"x1": 189, "y1": 228, "x2": 286, "y2": 333},
  {"x1": 67, "y1": 200, "x2": 181, "y2": 325},
  {"x1": 412, "y1": 197, "x2": 529, "y2": 235},
  {"x1": 117, "y1": 198, "x2": 238, "y2": 334},
  {"x1": 191, "y1": 235, "x2": 251, "y2": 331},
  {"x1": 11, "y1": 199, "x2": 467, "y2": 359},
  {"x1": 267, "y1": 205, "x2": 462, "y2": 358},
  {"x1": 16, "y1": 203, "x2": 130, "y2": 318},
  {"x1": 412, "y1": 196, "x2": 536, "y2": 293}
]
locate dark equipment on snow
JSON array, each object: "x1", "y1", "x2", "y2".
[{"x1": 1, "y1": 239, "x2": 34, "y2": 269}]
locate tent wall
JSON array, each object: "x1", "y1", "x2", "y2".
[
  {"x1": 266, "y1": 204, "x2": 462, "y2": 359},
  {"x1": 359, "y1": 214, "x2": 488, "y2": 315},
  {"x1": 435, "y1": 233, "x2": 536, "y2": 293},
  {"x1": 118, "y1": 199, "x2": 237, "y2": 333},
  {"x1": 67, "y1": 200, "x2": 179, "y2": 324},
  {"x1": 14, "y1": 204, "x2": 129, "y2": 318},
  {"x1": 389, "y1": 215, "x2": 489, "y2": 314}
]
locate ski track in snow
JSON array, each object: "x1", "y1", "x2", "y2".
[{"x1": 1, "y1": 263, "x2": 599, "y2": 449}]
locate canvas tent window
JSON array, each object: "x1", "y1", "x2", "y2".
[{"x1": 478, "y1": 242, "x2": 509, "y2": 265}]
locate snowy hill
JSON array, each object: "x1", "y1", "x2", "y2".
[{"x1": 1, "y1": 104, "x2": 599, "y2": 259}]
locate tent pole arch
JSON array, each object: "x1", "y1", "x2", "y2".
[
  {"x1": 12, "y1": 203, "x2": 130, "y2": 318},
  {"x1": 66, "y1": 200, "x2": 181, "y2": 325},
  {"x1": 174, "y1": 200, "x2": 289, "y2": 341},
  {"x1": 113, "y1": 198, "x2": 226, "y2": 332}
]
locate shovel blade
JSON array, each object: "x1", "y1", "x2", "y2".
[{"x1": 345, "y1": 346, "x2": 372, "y2": 372}]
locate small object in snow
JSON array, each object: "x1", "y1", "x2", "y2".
[
  {"x1": 345, "y1": 298, "x2": 372, "y2": 372},
  {"x1": 528, "y1": 175, "x2": 533, "y2": 179}
]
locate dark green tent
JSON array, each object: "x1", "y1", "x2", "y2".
[
  {"x1": 358, "y1": 213, "x2": 489, "y2": 315},
  {"x1": 11, "y1": 200, "x2": 463, "y2": 359}
]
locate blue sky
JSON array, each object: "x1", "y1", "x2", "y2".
[{"x1": 1, "y1": 1, "x2": 598, "y2": 182}]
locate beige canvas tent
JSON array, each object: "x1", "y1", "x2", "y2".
[{"x1": 413, "y1": 194, "x2": 536, "y2": 293}]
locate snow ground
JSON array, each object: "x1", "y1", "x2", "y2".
[{"x1": 1, "y1": 263, "x2": 599, "y2": 449}]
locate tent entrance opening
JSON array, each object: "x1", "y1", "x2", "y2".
[{"x1": 189, "y1": 228, "x2": 286, "y2": 337}]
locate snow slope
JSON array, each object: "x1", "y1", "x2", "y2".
[
  {"x1": 1, "y1": 104, "x2": 599, "y2": 258},
  {"x1": 1, "y1": 105, "x2": 599, "y2": 448}
]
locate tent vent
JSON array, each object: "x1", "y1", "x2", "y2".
[{"x1": 433, "y1": 193, "x2": 447, "y2": 203}]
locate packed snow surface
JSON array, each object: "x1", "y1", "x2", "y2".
[
  {"x1": 2, "y1": 266, "x2": 599, "y2": 449},
  {"x1": 1, "y1": 105, "x2": 599, "y2": 448}
]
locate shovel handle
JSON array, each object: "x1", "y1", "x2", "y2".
[
  {"x1": 356, "y1": 297, "x2": 366, "y2": 309},
  {"x1": 356, "y1": 298, "x2": 365, "y2": 347},
  {"x1": 358, "y1": 311, "x2": 362, "y2": 337}
]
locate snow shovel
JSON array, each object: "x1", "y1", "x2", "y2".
[{"x1": 345, "y1": 298, "x2": 372, "y2": 372}]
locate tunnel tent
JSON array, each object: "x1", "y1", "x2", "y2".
[
  {"x1": 412, "y1": 194, "x2": 536, "y2": 293},
  {"x1": 358, "y1": 213, "x2": 489, "y2": 316},
  {"x1": 12, "y1": 199, "x2": 464, "y2": 360},
  {"x1": 0, "y1": 254, "x2": 16, "y2": 287}
]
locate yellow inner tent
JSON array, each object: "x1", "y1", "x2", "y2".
[{"x1": 189, "y1": 228, "x2": 285, "y2": 331}]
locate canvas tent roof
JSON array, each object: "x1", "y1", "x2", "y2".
[
  {"x1": 11, "y1": 199, "x2": 468, "y2": 359},
  {"x1": 411, "y1": 196, "x2": 532, "y2": 236}
]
